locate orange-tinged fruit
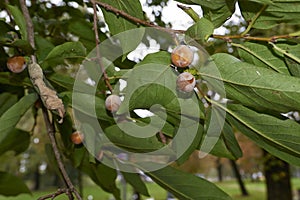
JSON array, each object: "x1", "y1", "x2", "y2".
[
  {"x1": 7, "y1": 56, "x2": 27, "y2": 73},
  {"x1": 70, "y1": 131, "x2": 84, "y2": 145},
  {"x1": 176, "y1": 72, "x2": 196, "y2": 92},
  {"x1": 171, "y1": 45, "x2": 194, "y2": 68},
  {"x1": 105, "y1": 94, "x2": 121, "y2": 112}
]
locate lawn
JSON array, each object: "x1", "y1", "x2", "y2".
[{"x1": 0, "y1": 179, "x2": 299, "y2": 200}]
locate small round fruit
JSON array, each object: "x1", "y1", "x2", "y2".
[
  {"x1": 7, "y1": 56, "x2": 27, "y2": 73},
  {"x1": 171, "y1": 45, "x2": 194, "y2": 68},
  {"x1": 70, "y1": 131, "x2": 84, "y2": 145},
  {"x1": 176, "y1": 72, "x2": 196, "y2": 93},
  {"x1": 105, "y1": 94, "x2": 121, "y2": 112}
]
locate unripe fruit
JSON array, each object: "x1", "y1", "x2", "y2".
[
  {"x1": 105, "y1": 94, "x2": 121, "y2": 112},
  {"x1": 7, "y1": 56, "x2": 27, "y2": 73},
  {"x1": 171, "y1": 45, "x2": 194, "y2": 68},
  {"x1": 70, "y1": 131, "x2": 84, "y2": 145},
  {"x1": 176, "y1": 72, "x2": 196, "y2": 93}
]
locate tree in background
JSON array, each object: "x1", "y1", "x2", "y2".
[{"x1": 1, "y1": 0, "x2": 300, "y2": 200}]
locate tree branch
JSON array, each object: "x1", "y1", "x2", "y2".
[
  {"x1": 211, "y1": 34, "x2": 296, "y2": 42},
  {"x1": 94, "y1": 0, "x2": 184, "y2": 34},
  {"x1": 19, "y1": 0, "x2": 36, "y2": 63},
  {"x1": 19, "y1": 0, "x2": 82, "y2": 199},
  {"x1": 95, "y1": 1, "x2": 298, "y2": 43},
  {"x1": 37, "y1": 188, "x2": 71, "y2": 200},
  {"x1": 42, "y1": 107, "x2": 82, "y2": 200},
  {"x1": 91, "y1": 0, "x2": 113, "y2": 93}
]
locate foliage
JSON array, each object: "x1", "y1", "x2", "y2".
[{"x1": 1, "y1": 0, "x2": 300, "y2": 199}]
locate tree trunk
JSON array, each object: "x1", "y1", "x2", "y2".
[
  {"x1": 264, "y1": 152, "x2": 292, "y2": 200},
  {"x1": 216, "y1": 158, "x2": 223, "y2": 182},
  {"x1": 230, "y1": 159, "x2": 249, "y2": 196}
]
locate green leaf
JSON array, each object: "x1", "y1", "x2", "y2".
[
  {"x1": 0, "y1": 92, "x2": 18, "y2": 116},
  {"x1": 174, "y1": 116, "x2": 204, "y2": 165},
  {"x1": 0, "y1": 21, "x2": 15, "y2": 36},
  {"x1": 104, "y1": 123, "x2": 166, "y2": 153},
  {"x1": 214, "y1": 102, "x2": 300, "y2": 166},
  {"x1": 0, "y1": 172, "x2": 31, "y2": 196},
  {"x1": 200, "y1": 53, "x2": 300, "y2": 113},
  {"x1": 239, "y1": 0, "x2": 300, "y2": 29},
  {"x1": 68, "y1": 19, "x2": 95, "y2": 52},
  {"x1": 144, "y1": 164, "x2": 231, "y2": 200},
  {"x1": 41, "y1": 42, "x2": 86, "y2": 69},
  {"x1": 0, "y1": 93, "x2": 37, "y2": 144},
  {"x1": 119, "y1": 162, "x2": 150, "y2": 196},
  {"x1": 236, "y1": 42, "x2": 289, "y2": 74},
  {"x1": 99, "y1": 0, "x2": 145, "y2": 58},
  {"x1": 48, "y1": 73, "x2": 94, "y2": 92},
  {"x1": 61, "y1": 92, "x2": 113, "y2": 122},
  {"x1": 35, "y1": 35, "x2": 55, "y2": 62},
  {"x1": 210, "y1": 121, "x2": 242, "y2": 159},
  {"x1": 55, "y1": 114, "x2": 74, "y2": 152},
  {"x1": 100, "y1": 0, "x2": 144, "y2": 35},
  {"x1": 79, "y1": 156, "x2": 120, "y2": 199},
  {"x1": 0, "y1": 128, "x2": 30, "y2": 156},
  {"x1": 6, "y1": 5, "x2": 27, "y2": 40},
  {"x1": 186, "y1": 18, "x2": 215, "y2": 44},
  {"x1": 276, "y1": 43, "x2": 300, "y2": 77},
  {"x1": 196, "y1": 0, "x2": 236, "y2": 28}
]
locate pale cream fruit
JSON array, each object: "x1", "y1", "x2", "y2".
[
  {"x1": 176, "y1": 72, "x2": 196, "y2": 93},
  {"x1": 171, "y1": 45, "x2": 194, "y2": 68},
  {"x1": 105, "y1": 94, "x2": 121, "y2": 112}
]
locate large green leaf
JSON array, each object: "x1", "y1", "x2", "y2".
[
  {"x1": 144, "y1": 164, "x2": 231, "y2": 200},
  {"x1": 41, "y1": 42, "x2": 86, "y2": 69},
  {"x1": 6, "y1": 5, "x2": 27, "y2": 40},
  {"x1": 0, "y1": 93, "x2": 37, "y2": 144},
  {"x1": 239, "y1": 0, "x2": 300, "y2": 29},
  {"x1": 0, "y1": 172, "x2": 31, "y2": 196},
  {"x1": 104, "y1": 123, "x2": 166, "y2": 153},
  {"x1": 236, "y1": 42, "x2": 289, "y2": 74},
  {"x1": 209, "y1": 121, "x2": 242, "y2": 159},
  {"x1": 200, "y1": 53, "x2": 300, "y2": 113},
  {"x1": 214, "y1": 101, "x2": 300, "y2": 166},
  {"x1": 99, "y1": 0, "x2": 144, "y2": 35},
  {"x1": 0, "y1": 92, "x2": 18, "y2": 116},
  {"x1": 0, "y1": 128, "x2": 30, "y2": 156},
  {"x1": 186, "y1": 18, "x2": 215, "y2": 44},
  {"x1": 99, "y1": 0, "x2": 145, "y2": 58}
]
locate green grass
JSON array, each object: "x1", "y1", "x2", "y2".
[{"x1": 0, "y1": 179, "x2": 299, "y2": 200}]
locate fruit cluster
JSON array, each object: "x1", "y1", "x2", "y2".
[
  {"x1": 171, "y1": 45, "x2": 196, "y2": 93},
  {"x1": 102, "y1": 45, "x2": 198, "y2": 114}
]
